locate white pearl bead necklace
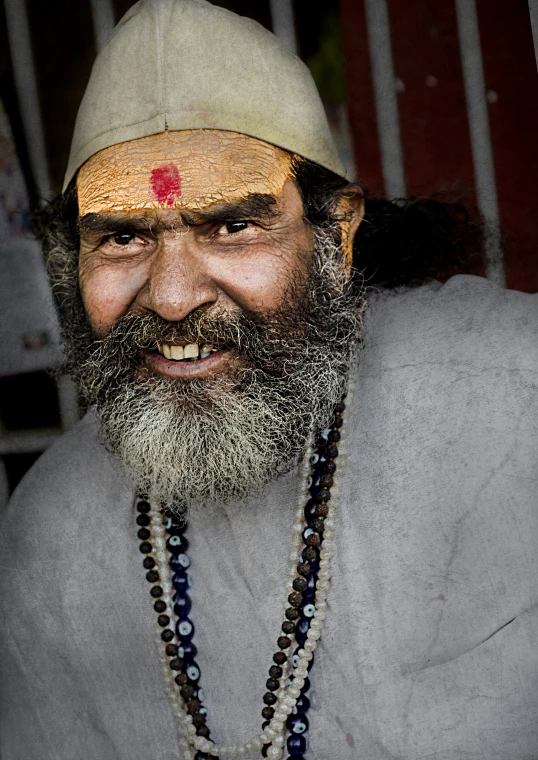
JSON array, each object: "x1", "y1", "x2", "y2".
[{"x1": 142, "y1": 368, "x2": 355, "y2": 758}]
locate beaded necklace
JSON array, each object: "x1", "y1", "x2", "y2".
[{"x1": 136, "y1": 388, "x2": 350, "y2": 759}]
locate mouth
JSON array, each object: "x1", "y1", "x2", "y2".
[{"x1": 143, "y1": 341, "x2": 234, "y2": 379}]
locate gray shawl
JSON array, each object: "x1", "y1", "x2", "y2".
[{"x1": 1, "y1": 275, "x2": 537, "y2": 759}]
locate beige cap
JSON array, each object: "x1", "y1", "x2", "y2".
[{"x1": 63, "y1": 0, "x2": 345, "y2": 192}]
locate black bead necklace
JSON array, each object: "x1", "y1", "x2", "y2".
[{"x1": 137, "y1": 397, "x2": 347, "y2": 759}]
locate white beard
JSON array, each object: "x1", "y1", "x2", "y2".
[{"x1": 99, "y1": 355, "x2": 346, "y2": 510}]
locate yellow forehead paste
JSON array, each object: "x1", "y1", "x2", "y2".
[{"x1": 77, "y1": 130, "x2": 294, "y2": 215}]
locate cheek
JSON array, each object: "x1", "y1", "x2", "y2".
[
  {"x1": 79, "y1": 260, "x2": 148, "y2": 333},
  {"x1": 215, "y1": 243, "x2": 311, "y2": 312},
  {"x1": 220, "y1": 258, "x2": 286, "y2": 310}
]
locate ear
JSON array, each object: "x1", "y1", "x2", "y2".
[{"x1": 334, "y1": 185, "x2": 364, "y2": 269}]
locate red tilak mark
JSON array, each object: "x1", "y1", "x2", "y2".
[{"x1": 150, "y1": 164, "x2": 182, "y2": 206}]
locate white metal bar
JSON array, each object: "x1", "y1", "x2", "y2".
[
  {"x1": 0, "y1": 429, "x2": 61, "y2": 456},
  {"x1": 90, "y1": 0, "x2": 115, "y2": 53},
  {"x1": 57, "y1": 375, "x2": 79, "y2": 430},
  {"x1": 269, "y1": 0, "x2": 298, "y2": 55},
  {"x1": 4, "y1": 0, "x2": 52, "y2": 200},
  {"x1": 455, "y1": 0, "x2": 505, "y2": 287},
  {"x1": 530, "y1": 0, "x2": 538, "y2": 69},
  {"x1": 364, "y1": 0, "x2": 406, "y2": 198},
  {"x1": 0, "y1": 458, "x2": 9, "y2": 510}
]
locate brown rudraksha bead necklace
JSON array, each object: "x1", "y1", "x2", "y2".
[{"x1": 136, "y1": 372, "x2": 355, "y2": 759}]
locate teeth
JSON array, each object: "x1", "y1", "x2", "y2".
[
  {"x1": 159, "y1": 342, "x2": 219, "y2": 360},
  {"x1": 184, "y1": 343, "x2": 199, "y2": 359}
]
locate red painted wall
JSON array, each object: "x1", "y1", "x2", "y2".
[{"x1": 340, "y1": 0, "x2": 538, "y2": 292}]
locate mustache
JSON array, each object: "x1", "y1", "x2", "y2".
[
  {"x1": 95, "y1": 309, "x2": 256, "y2": 356},
  {"x1": 80, "y1": 305, "x2": 306, "y2": 390}
]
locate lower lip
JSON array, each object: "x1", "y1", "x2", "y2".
[{"x1": 142, "y1": 348, "x2": 234, "y2": 379}]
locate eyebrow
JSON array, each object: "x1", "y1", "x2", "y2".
[{"x1": 79, "y1": 193, "x2": 280, "y2": 236}]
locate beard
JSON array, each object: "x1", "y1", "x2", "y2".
[{"x1": 55, "y1": 228, "x2": 364, "y2": 510}]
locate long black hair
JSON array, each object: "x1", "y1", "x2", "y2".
[{"x1": 292, "y1": 157, "x2": 486, "y2": 289}]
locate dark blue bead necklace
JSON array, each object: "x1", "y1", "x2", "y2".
[{"x1": 137, "y1": 398, "x2": 346, "y2": 758}]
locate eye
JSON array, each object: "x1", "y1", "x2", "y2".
[
  {"x1": 217, "y1": 221, "x2": 250, "y2": 235},
  {"x1": 111, "y1": 233, "x2": 137, "y2": 245}
]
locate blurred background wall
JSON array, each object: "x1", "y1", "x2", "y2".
[{"x1": 0, "y1": 0, "x2": 536, "y2": 504}]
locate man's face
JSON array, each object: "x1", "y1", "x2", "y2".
[
  {"x1": 68, "y1": 130, "x2": 360, "y2": 509},
  {"x1": 78, "y1": 130, "x2": 312, "y2": 382}
]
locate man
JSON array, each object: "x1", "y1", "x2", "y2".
[{"x1": 1, "y1": 1, "x2": 537, "y2": 758}]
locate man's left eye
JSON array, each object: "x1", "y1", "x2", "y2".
[
  {"x1": 218, "y1": 221, "x2": 250, "y2": 235},
  {"x1": 111, "y1": 233, "x2": 137, "y2": 245}
]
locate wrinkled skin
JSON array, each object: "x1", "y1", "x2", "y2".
[{"x1": 77, "y1": 130, "x2": 295, "y2": 215}]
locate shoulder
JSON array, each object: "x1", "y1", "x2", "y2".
[
  {"x1": 352, "y1": 274, "x2": 538, "y2": 534},
  {"x1": 0, "y1": 414, "x2": 146, "y2": 758},
  {"x1": 0, "y1": 410, "x2": 133, "y2": 568},
  {"x1": 5, "y1": 410, "x2": 110, "y2": 517},
  {"x1": 363, "y1": 275, "x2": 537, "y2": 372},
  {"x1": 345, "y1": 277, "x2": 538, "y2": 661}
]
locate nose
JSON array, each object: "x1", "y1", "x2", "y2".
[{"x1": 141, "y1": 233, "x2": 218, "y2": 322}]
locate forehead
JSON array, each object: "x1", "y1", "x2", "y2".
[{"x1": 76, "y1": 130, "x2": 294, "y2": 216}]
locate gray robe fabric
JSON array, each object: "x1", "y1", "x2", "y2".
[{"x1": 1, "y1": 275, "x2": 537, "y2": 759}]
